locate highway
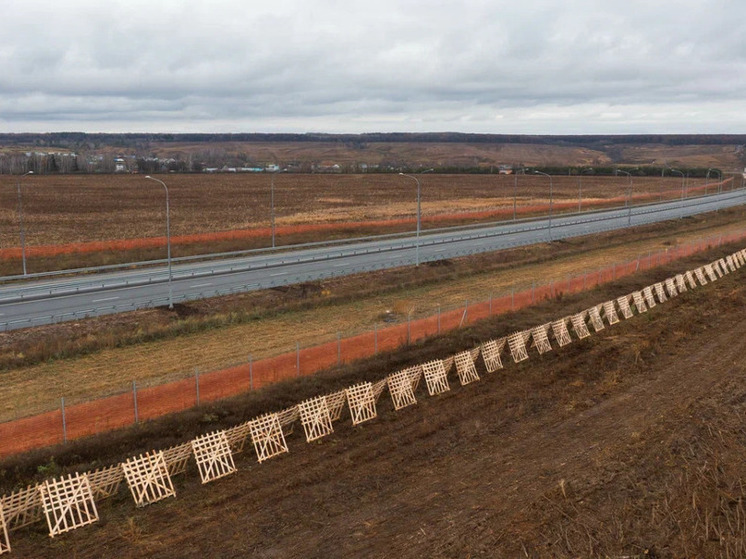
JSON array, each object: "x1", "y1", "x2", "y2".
[{"x1": 1, "y1": 189, "x2": 744, "y2": 331}]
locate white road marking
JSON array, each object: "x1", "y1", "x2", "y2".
[
  {"x1": 92, "y1": 296, "x2": 119, "y2": 303},
  {"x1": 191, "y1": 283, "x2": 213, "y2": 288},
  {"x1": 270, "y1": 271, "x2": 288, "y2": 277}
]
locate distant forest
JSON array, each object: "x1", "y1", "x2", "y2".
[{"x1": 2, "y1": 132, "x2": 746, "y2": 149}]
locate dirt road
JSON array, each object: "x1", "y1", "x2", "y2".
[{"x1": 7, "y1": 249, "x2": 746, "y2": 558}]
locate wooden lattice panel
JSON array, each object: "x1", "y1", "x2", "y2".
[
  {"x1": 718, "y1": 258, "x2": 729, "y2": 275},
  {"x1": 551, "y1": 318, "x2": 572, "y2": 347},
  {"x1": 224, "y1": 421, "x2": 252, "y2": 454},
  {"x1": 406, "y1": 365, "x2": 423, "y2": 392},
  {"x1": 642, "y1": 286, "x2": 657, "y2": 308},
  {"x1": 387, "y1": 369, "x2": 418, "y2": 410},
  {"x1": 326, "y1": 390, "x2": 347, "y2": 422},
  {"x1": 570, "y1": 312, "x2": 591, "y2": 339},
  {"x1": 372, "y1": 379, "x2": 388, "y2": 402},
  {"x1": 727, "y1": 255, "x2": 737, "y2": 272},
  {"x1": 531, "y1": 324, "x2": 553, "y2": 354},
  {"x1": 653, "y1": 283, "x2": 667, "y2": 304},
  {"x1": 588, "y1": 305, "x2": 605, "y2": 332},
  {"x1": 675, "y1": 274, "x2": 687, "y2": 293},
  {"x1": 694, "y1": 267, "x2": 708, "y2": 285},
  {"x1": 0, "y1": 485, "x2": 42, "y2": 532},
  {"x1": 162, "y1": 442, "x2": 193, "y2": 476},
  {"x1": 249, "y1": 413, "x2": 288, "y2": 463},
  {"x1": 422, "y1": 359, "x2": 450, "y2": 396},
  {"x1": 454, "y1": 351, "x2": 480, "y2": 385},
  {"x1": 191, "y1": 430, "x2": 237, "y2": 484},
  {"x1": 87, "y1": 464, "x2": 124, "y2": 501},
  {"x1": 277, "y1": 405, "x2": 300, "y2": 435},
  {"x1": 0, "y1": 504, "x2": 9, "y2": 556},
  {"x1": 602, "y1": 301, "x2": 620, "y2": 325},
  {"x1": 39, "y1": 473, "x2": 99, "y2": 538},
  {"x1": 616, "y1": 295, "x2": 634, "y2": 319},
  {"x1": 736, "y1": 252, "x2": 745, "y2": 267},
  {"x1": 507, "y1": 331, "x2": 530, "y2": 362},
  {"x1": 711, "y1": 261, "x2": 722, "y2": 277},
  {"x1": 705, "y1": 263, "x2": 719, "y2": 280},
  {"x1": 298, "y1": 396, "x2": 334, "y2": 442},
  {"x1": 122, "y1": 451, "x2": 176, "y2": 508},
  {"x1": 665, "y1": 277, "x2": 678, "y2": 298},
  {"x1": 631, "y1": 291, "x2": 648, "y2": 313},
  {"x1": 481, "y1": 338, "x2": 506, "y2": 371},
  {"x1": 346, "y1": 382, "x2": 378, "y2": 425},
  {"x1": 685, "y1": 270, "x2": 697, "y2": 289}
]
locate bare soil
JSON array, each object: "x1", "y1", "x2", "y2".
[
  {"x1": 0, "y1": 173, "x2": 719, "y2": 274},
  {"x1": 3, "y1": 241, "x2": 746, "y2": 558}
]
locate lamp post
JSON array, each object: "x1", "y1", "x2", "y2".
[
  {"x1": 270, "y1": 171, "x2": 276, "y2": 248},
  {"x1": 534, "y1": 170, "x2": 553, "y2": 240},
  {"x1": 705, "y1": 168, "x2": 713, "y2": 196},
  {"x1": 399, "y1": 169, "x2": 433, "y2": 267},
  {"x1": 616, "y1": 169, "x2": 632, "y2": 226},
  {"x1": 16, "y1": 170, "x2": 33, "y2": 276},
  {"x1": 145, "y1": 176, "x2": 173, "y2": 309}
]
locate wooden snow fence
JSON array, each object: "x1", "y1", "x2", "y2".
[{"x1": 38, "y1": 473, "x2": 98, "y2": 538}]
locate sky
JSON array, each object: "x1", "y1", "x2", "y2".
[{"x1": 1, "y1": 0, "x2": 745, "y2": 134}]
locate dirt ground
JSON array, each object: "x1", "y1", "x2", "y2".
[
  {"x1": 0, "y1": 173, "x2": 719, "y2": 273},
  {"x1": 5, "y1": 243, "x2": 746, "y2": 558}
]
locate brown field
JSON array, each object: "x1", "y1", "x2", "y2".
[
  {"x1": 1, "y1": 207, "x2": 744, "y2": 423},
  {"x1": 3, "y1": 241, "x2": 746, "y2": 558},
  {"x1": 0, "y1": 173, "x2": 724, "y2": 275}
]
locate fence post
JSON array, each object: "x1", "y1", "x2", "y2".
[
  {"x1": 437, "y1": 305, "x2": 441, "y2": 334},
  {"x1": 195, "y1": 368, "x2": 200, "y2": 406},
  {"x1": 337, "y1": 332, "x2": 341, "y2": 365},
  {"x1": 612, "y1": 262, "x2": 616, "y2": 280},
  {"x1": 532, "y1": 281, "x2": 535, "y2": 303},
  {"x1": 132, "y1": 381, "x2": 139, "y2": 424},
  {"x1": 511, "y1": 287, "x2": 515, "y2": 310},
  {"x1": 296, "y1": 342, "x2": 300, "y2": 376},
  {"x1": 464, "y1": 299, "x2": 468, "y2": 324},
  {"x1": 374, "y1": 324, "x2": 378, "y2": 354},
  {"x1": 407, "y1": 315, "x2": 411, "y2": 344},
  {"x1": 489, "y1": 292, "x2": 492, "y2": 315},
  {"x1": 248, "y1": 355, "x2": 253, "y2": 390},
  {"x1": 61, "y1": 397, "x2": 67, "y2": 444}
]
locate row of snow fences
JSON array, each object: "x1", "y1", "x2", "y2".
[{"x1": 0, "y1": 248, "x2": 744, "y2": 554}]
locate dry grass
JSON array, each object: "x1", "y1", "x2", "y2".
[{"x1": 1, "y1": 216, "x2": 742, "y2": 421}]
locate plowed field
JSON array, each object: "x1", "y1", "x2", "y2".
[{"x1": 5, "y1": 243, "x2": 746, "y2": 558}]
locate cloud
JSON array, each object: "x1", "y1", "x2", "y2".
[{"x1": 2, "y1": 0, "x2": 746, "y2": 133}]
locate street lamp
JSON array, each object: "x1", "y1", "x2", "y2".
[
  {"x1": 616, "y1": 169, "x2": 633, "y2": 226},
  {"x1": 398, "y1": 169, "x2": 433, "y2": 266},
  {"x1": 145, "y1": 176, "x2": 173, "y2": 309},
  {"x1": 270, "y1": 171, "x2": 276, "y2": 248},
  {"x1": 16, "y1": 170, "x2": 33, "y2": 276},
  {"x1": 534, "y1": 170, "x2": 553, "y2": 240}
]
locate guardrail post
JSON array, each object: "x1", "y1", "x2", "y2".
[
  {"x1": 132, "y1": 381, "x2": 139, "y2": 424},
  {"x1": 195, "y1": 368, "x2": 200, "y2": 406},
  {"x1": 248, "y1": 355, "x2": 253, "y2": 390},
  {"x1": 61, "y1": 397, "x2": 67, "y2": 444}
]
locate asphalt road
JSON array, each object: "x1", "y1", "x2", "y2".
[{"x1": 1, "y1": 190, "x2": 744, "y2": 331}]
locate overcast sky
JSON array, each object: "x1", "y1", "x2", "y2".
[{"x1": 1, "y1": 0, "x2": 745, "y2": 134}]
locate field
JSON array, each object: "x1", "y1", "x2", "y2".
[
  {"x1": 0, "y1": 173, "x2": 724, "y2": 274},
  {"x1": 3, "y1": 241, "x2": 745, "y2": 558},
  {"x1": 1, "y1": 207, "x2": 744, "y2": 421}
]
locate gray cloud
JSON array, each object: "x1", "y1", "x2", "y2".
[{"x1": 2, "y1": 0, "x2": 746, "y2": 133}]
